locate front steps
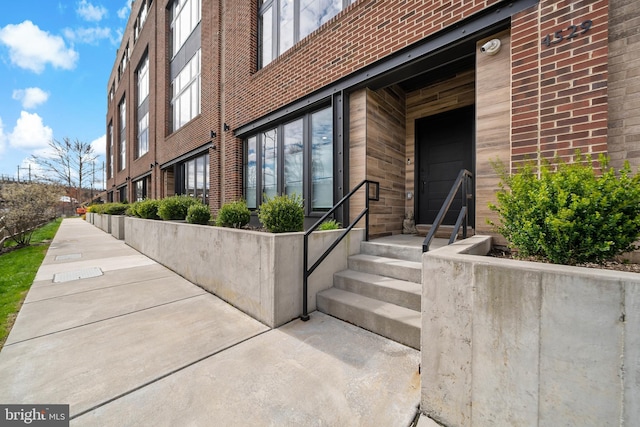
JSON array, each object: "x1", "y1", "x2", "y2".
[{"x1": 317, "y1": 239, "x2": 423, "y2": 349}]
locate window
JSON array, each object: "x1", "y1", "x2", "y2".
[
  {"x1": 109, "y1": 83, "x2": 114, "y2": 103},
  {"x1": 178, "y1": 153, "x2": 209, "y2": 204},
  {"x1": 243, "y1": 105, "x2": 334, "y2": 212},
  {"x1": 171, "y1": 0, "x2": 201, "y2": 57},
  {"x1": 108, "y1": 122, "x2": 114, "y2": 178},
  {"x1": 137, "y1": 55, "x2": 149, "y2": 157},
  {"x1": 135, "y1": 178, "x2": 147, "y2": 201},
  {"x1": 119, "y1": 186, "x2": 128, "y2": 203},
  {"x1": 119, "y1": 97, "x2": 126, "y2": 170},
  {"x1": 134, "y1": 0, "x2": 150, "y2": 41},
  {"x1": 171, "y1": 49, "x2": 201, "y2": 131},
  {"x1": 259, "y1": 0, "x2": 356, "y2": 68}
]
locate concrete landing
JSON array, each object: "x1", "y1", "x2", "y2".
[{"x1": 0, "y1": 218, "x2": 420, "y2": 426}]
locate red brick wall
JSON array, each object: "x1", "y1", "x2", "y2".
[{"x1": 511, "y1": 0, "x2": 609, "y2": 169}]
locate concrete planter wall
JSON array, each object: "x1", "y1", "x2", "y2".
[
  {"x1": 93, "y1": 213, "x2": 111, "y2": 234},
  {"x1": 110, "y1": 215, "x2": 125, "y2": 240},
  {"x1": 125, "y1": 217, "x2": 363, "y2": 328},
  {"x1": 421, "y1": 236, "x2": 639, "y2": 427}
]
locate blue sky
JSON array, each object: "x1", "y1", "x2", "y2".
[{"x1": 0, "y1": 0, "x2": 132, "y2": 187}]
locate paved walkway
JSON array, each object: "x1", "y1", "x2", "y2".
[{"x1": 0, "y1": 218, "x2": 421, "y2": 426}]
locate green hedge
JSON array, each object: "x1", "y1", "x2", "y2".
[
  {"x1": 157, "y1": 195, "x2": 203, "y2": 221},
  {"x1": 186, "y1": 204, "x2": 211, "y2": 225},
  {"x1": 489, "y1": 155, "x2": 640, "y2": 265}
]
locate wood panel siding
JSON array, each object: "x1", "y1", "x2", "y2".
[{"x1": 475, "y1": 30, "x2": 511, "y2": 237}]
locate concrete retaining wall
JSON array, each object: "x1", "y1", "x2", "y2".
[
  {"x1": 124, "y1": 217, "x2": 363, "y2": 328},
  {"x1": 421, "y1": 236, "x2": 640, "y2": 427},
  {"x1": 93, "y1": 214, "x2": 111, "y2": 234},
  {"x1": 110, "y1": 215, "x2": 125, "y2": 240}
]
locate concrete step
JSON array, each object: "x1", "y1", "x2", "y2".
[
  {"x1": 348, "y1": 254, "x2": 422, "y2": 284},
  {"x1": 361, "y1": 240, "x2": 423, "y2": 262},
  {"x1": 416, "y1": 224, "x2": 475, "y2": 239},
  {"x1": 333, "y1": 269, "x2": 421, "y2": 311},
  {"x1": 317, "y1": 287, "x2": 420, "y2": 350}
]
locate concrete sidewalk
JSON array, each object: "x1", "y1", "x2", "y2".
[{"x1": 0, "y1": 218, "x2": 420, "y2": 426}]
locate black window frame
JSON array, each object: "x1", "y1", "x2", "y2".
[
  {"x1": 258, "y1": 0, "x2": 357, "y2": 69},
  {"x1": 243, "y1": 102, "x2": 335, "y2": 216}
]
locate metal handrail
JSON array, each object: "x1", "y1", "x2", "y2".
[
  {"x1": 301, "y1": 179, "x2": 379, "y2": 321},
  {"x1": 422, "y1": 169, "x2": 473, "y2": 252}
]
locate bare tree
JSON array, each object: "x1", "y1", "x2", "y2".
[
  {"x1": 30, "y1": 138, "x2": 97, "y2": 202},
  {"x1": 0, "y1": 183, "x2": 63, "y2": 247}
]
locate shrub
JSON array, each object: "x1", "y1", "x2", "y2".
[
  {"x1": 136, "y1": 199, "x2": 161, "y2": 219},
  {"x1": 103, "y1": 203, "x2": 128, "y2": 215},
  {"x1": 258, "y1": 194, "x2": 304, "y2": 233},
  {"x1": 318, "y1": 219, "x2": 341, "y2": 230},
  {"x1": 157, "y1": 195, "x2": 202, "y2": 220},
  {"x1": 489, "y1": 155, "x2": 640, "y2": 265},
  {"x1": 126, "y1": 201, "x2": 140, "y2": 217},
  {"x1": 186, "y1": 204, "x2": 212, "y2": 225},
  {"x1": 216, "y1": 200, "x2": 251, "y2": 228}
]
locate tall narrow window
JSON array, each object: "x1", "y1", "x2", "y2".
[
  {"x1": 171, "y1": 50, "x2": 201, "y2": 131},
  {"x1": 284, "y1": 119, "x2": 303, "y2": 197},
  {"x1": 108, "y1": 122, "x2": 114, "y2": 178},
  {"x1": 137, "y1": 55, "x2": 149, "y2": 157},
  {"x1": 262, "y1": 128, "x2": 278, "y2": 200},
  {"x1": 180, "y1": 153, "x2": 209, "y2": 204},
  {"x1": 119, "y1": 97, "x2": 126, "y2": 170},
  {"x1": 244, "y1": 136, "x2": 257, "y2": 209},
  {"x1": 135, "y1": 178, "x2": 147, "y2": 201},
  {"x1": 311, "y1": 107, "x2": 333, "y2": 209}
]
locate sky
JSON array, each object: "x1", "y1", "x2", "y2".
[{"x1": 0, "y1": 0, "x2": 133, "y2": 188}]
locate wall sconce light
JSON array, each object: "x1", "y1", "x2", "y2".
[
  {"x1": 150, "y1": 163, "x2": 154, "y2": 169},
  {"x1": 210, "y1": 131, "x2": 217, "y2": 138},
  {"x1": 480, "y1": 39, "x2": 501, "y2": 56},
  {"x1": 223, "y1": 123, "x2": 230, "y2": 132}
]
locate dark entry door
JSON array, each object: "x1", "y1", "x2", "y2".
[{"x1": 416, "y1": 105, "x2": 474, "y2": 226}]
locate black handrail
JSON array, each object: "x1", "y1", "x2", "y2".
[
  {"x1": 422, "y1": 169, "x2": 473, "y2": 252},
  {"x1": 301, "y1": 180, "x2": 379, "y2": 321}
]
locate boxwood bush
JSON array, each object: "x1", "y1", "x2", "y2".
[
  {"x1": 158, "y1": 195, "x2": 203, "y2": 221},
  {"x1": 186, "y1": 204, "x2": 211, "y2": 225},
  {"x1": 258, "y1": 194, "x2": 304, "y2": 233},
  {"x1": 136, "y1": 199, "x2": 161, "y2": 219},
  {"x1": 489, "y1": 155, "x2": 640, "y2": 265},
  {"x1": 215, "y1": 200, "x2": 250, "y2": 228}
]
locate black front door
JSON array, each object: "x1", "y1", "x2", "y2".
[{"x1": 416, "y1": 105, "x2": 474, "y2": 226}]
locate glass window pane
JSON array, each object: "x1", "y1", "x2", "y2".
[
  {"x1": 245, "y1": 136, "x2": 257, "y2": 209},
  {"x1": 279, "y1": 0, "x2": 294, "y2": 54},
  {"x1": 300, "y1": 0, "x2": 342, "y2": 40},
  {"x1": 284, "y1": 119, "x2": 303, "y2": 197},
  {"x1": 311, "y1": 107, "x2": 333, "y2": 209},
  {"x1": 262, "y1": 129, "x2": 278, "y2": 200},
  {"x1": 196, "y1": 155, "x2": 205, "y2": 201},
  {"x1": 260, "y1": 6, "x2": 273, "y2": 67},
  {"x1": 187, "y1": 159, "x2": 196, "y2": 197}
]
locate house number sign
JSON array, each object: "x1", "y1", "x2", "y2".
[{"x1": 541, "y1": 19, "x2": 592, "y2": 47}]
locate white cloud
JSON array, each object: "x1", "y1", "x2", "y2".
[
  {"x1": 0, "y1": 21, "x2": 78, "y2": 73},
  {"x1": 12, "y1": 88, "x2": 50, "y2": 109},
  {"x1": 8, "y1": 111, "x2": 53, "y2": 150},
  {"x1": 76, "y1": 0, "x2": 108, "y2": 22},
  {"x1": 63, "y1": 26, "x2": 112, "y2": 45},
  {"x1": 90, "y1": 134, "x2": 106, "y2": 156},
  {"x1": 117, "y1": 1, "x2": 131, "y2": 19}
]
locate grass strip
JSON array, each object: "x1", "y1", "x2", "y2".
[{"x1": 0, "y1": 218, "x2": 62, "y2": 349}]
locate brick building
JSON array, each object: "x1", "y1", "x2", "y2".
[{"x1": 106, "y1": 0, "x2": 638, "y2": 238}]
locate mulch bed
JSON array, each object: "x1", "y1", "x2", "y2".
[{"x1": 488, "y1": 248, "x2": 640, "y2": 273}]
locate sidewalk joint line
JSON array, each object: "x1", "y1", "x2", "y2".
[
  {"x1": 69, "y1": 328, "x2": 271, "y2": 420},
  {"x1": 4, "y1": 293, "x2": 208, "y2": 347},
  {"x1": 24, "y1": 274, "x2": 176, "y2": 304}
]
